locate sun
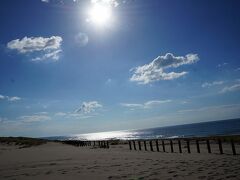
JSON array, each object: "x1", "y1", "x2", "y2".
[{"x1": 88, "y1": 3, "x2": 112, "y2": 26}]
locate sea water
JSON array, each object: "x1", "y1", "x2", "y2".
[{"x1": 44, "y1": 118, "x2": 240, "y2": 141}]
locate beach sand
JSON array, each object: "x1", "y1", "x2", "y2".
[{"x1": 0, "y1": 141, "x2": 239, "y2": 180}]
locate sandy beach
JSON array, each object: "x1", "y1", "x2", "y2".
[{"x1": 0, "y1": 140, "x2": 240, "y2": 180}]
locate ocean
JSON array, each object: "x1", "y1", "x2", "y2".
[{"x1": 44, "y1": 118, "x2": 240, "y2": 141}]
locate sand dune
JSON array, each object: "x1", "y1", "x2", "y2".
[{"x1": 0, "y1": 142, "x2": 239, "y2": 180}]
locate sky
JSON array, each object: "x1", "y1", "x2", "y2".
[{"x1": 0, "y1": 0, "x2": 240, "y2": 137}]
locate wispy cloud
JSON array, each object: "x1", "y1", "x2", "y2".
[
  {"x1": 7, "y1": 36, "x2": 63, "y2": 62},
  {"x1": 217, "y1": 62, "x2": 228, "y2": 68},
  {"x1": 19, "y1": 114, "x2": 51, "y2": 123},
  {"x1": 91, "y1": 0, "x2": 119, "y2": 7},
  {"x1": 202, "y1": 81, "x2": 224, "y2": 88},
  {"x1": 130, "y1": 53, "x2": 199, "y2": 84},
  {"x1": 74, "y1": 32, "x2": 88, "y2": 47},
  {"x1": 0, "y1": 117, "x2": 7, "y2": 123},
  {"x1": 178, "y1": 104, "x2": 240, "y2": 114},
  {"x1": 0, "y1": 94, "x2": 21, "y2": 102},
  {"x1": 75, "y1": 101, "x2": 103, "y2": 114},
  {"x1": 121, "y1": 99, "x2": 172, "y2": 110},
  {"x1": 55, "y1": 112, "x2": 67, "y2": 116},
  {"x1": 54, "y1": 111, "x2": 94, "y2": 120},
  {"x1": 220, "y1": 83, "x2": 240, "y2": 94},
  {"x1": 105, "y1": 78, "x2": 112, "y2": 84}
]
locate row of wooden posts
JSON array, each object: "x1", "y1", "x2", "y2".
[
  {"x1": 62, "y1": 138, "x2": 237, "y2": 155},
  {"x1": 128, "y1": 139, "x2": 237, "y2": 155},
  {"x1": 63, "y1": 140, "x2": 109, "y2": 148}
]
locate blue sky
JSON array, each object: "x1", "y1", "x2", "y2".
[{"x1": 0, "y1": 0, "x2": 240, "y2": 137}]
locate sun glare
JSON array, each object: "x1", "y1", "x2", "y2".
[{"x1": 88, "y1": 4, "x2": 112, "y2": 26}]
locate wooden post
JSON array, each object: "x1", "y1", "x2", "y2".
[
  {"x1": 162, "y1": 140, "x2": 165, "y2": 152},
  {"x1": 156, "y1": 140, "x2": 159, "y2": 152},
  {"x1": 231, "y1": 139, "x2": 236, "y2": 155},
  {"x1": 104, "y1": 141, "x2": 106, "y2": 148},
  {"x1": 93, "y1": 141, "x2": 95, "y2": 146},
  {"x1": 144, "y1": 141, "x2": 147, "y2": 151},
  {"x1": 218, "y1": 139, "x2": 223, "y2": 154},
  {"x1": 150, "y1": 141, "x2": 153, "y2": 151},
  {"x1": 206, "y1": 140, "x2": 211, "y2": 153},
  {"x1": 133, "y1": 141, "x2": 136, "y2": 150},
  {"x1": 128, "y1": 141, "x2": 132, "y2": 150},
  {"x1": 196, "y1": 140, "x2": 200, "y2": 153},
  {"x1": 187, "y1": 140, "x2": 191, "y2": 153},
  {"x1": 178, "y1": 140, "x2": 182, "y2": 153},
  {"x1": 106, "y1": 141, "x2": 109, "y2": 148},
  {"x1": 170, "y1": 140, "x2": 174, "y2": 153},
  {"x1": 138, "y1": 141, "x2": 141, "y2": 150},
  {"x1": 98, "y1": 141, "x2": 100, "y2": 147}
]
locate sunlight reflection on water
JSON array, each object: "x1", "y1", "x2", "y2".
[{"x1": 70, "y1": 130, "x2": 141, "y2": 141}]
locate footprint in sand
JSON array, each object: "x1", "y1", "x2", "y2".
[
  {"x1": 45, "y1": 171, "x2": 52, "y2": 175},
  {"x1": 198, "y1": 176, "x2": 207, "y2": 179},
  {"x1": 49, "y1": 163, "x2": 57, "y2": 165}
]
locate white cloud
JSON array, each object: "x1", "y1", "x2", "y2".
[
  {"x1": 41, "y1": 0, "x2": 49, "y2": 2},
  {"x1": 178, "y1": 104, "x2": 240, "y2": 114},
  {"x1": 235, "y1": 67, "x2": 240, "y2": 71},
  {"x1": 67, "y1": 113, "x2": 93, "y2": 119},
  {"x1": 105, "y1": 78, "x2": 113, "y2": 85},
  {"x1": 7, "y1": 36, "x2": 63, "y2": 62},
  {"x1": 121, "y1": 99, "x2": 171, "y2": 110},
  {"x1": 130, "y1": 53, "x2": 199, "y2": 84},
  {"x1": 74, "y1": 32, "x2": 88, "y2": 47},
  {"x1": 0, "y1": 94, "x2": 21, "y2": 102},
  {"x1": 0, "y1": 95, "x2": 5, "y2": 100},
  {"x1": 217, "y1": 62, "x2": 228, "y2": 68},
  {"x1": 7, "y1": 96, "x2": 21, "y2": 102},
  {"x1": 0, "y1": 117, "x2": 9, "y2": 124},
  {"x1": 54, "y1": 111, "x2": 93, "y2": 120},
  {"x1": 7, "y1": 36, "x2": 62, "y2": 53},
  {"x1": 31, "y1": 49, "x2": 62, "y2": 62},
  {"x1": 202, "y1": 81, "x2": 224, "y2": 88},
  {"x1": 57, "y1": 111, "x2": 94, "y2": 119},
  {"x1": 120, "y1": 103, "x2": 143, "y2": 109},
  {"x1": 19, "y1": 115, "x2": 51, "y2": 123},
  {"x1": 91, "y1": 0, "x2": 119, "y2": 7},
  {"x1": 75, "y1": 101, "x2": 103, "y2": 114},
  {"x1": 55, "y1": 112, "x2": 67, "y2": 116},
  {"x1": 144, "y1": 100, "x2": 172, "y2": 108},
  {"x1": 220, "y1": 83, "x2": 240, "y2": 94}
]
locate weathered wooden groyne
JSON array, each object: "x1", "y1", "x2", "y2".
[
  {"x1": 127, "y1": 137, "x2": 238, "y2": 155},
  {"x1": 62, "y1": 136, "x2": 239, "y2": 155},
  {"x1": 62, "y1": 140, "x2": 109, "y2": 148}
]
